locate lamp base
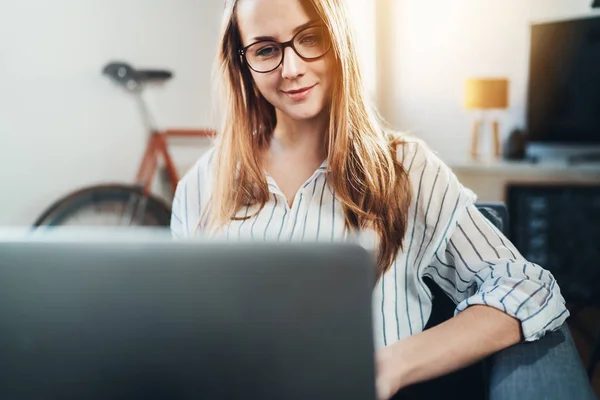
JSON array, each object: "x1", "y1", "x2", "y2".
[{"x1": 470, "y1": 118, "x2": 501, "y2": 160}]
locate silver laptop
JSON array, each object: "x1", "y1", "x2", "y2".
[{"x1": 0, "y1": 229, "x2": 375, "y2": 399}]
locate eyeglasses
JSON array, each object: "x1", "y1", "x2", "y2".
[{"x1": 239, "y1": 25, "x2": 332, "y2": 73}]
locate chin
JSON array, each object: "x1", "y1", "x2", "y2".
[
  {"x1": 288, "y1": 110, "x2": 324, "y2": 121},
  {"x1": 280, "y1": 103, "x2": 327, "y2": 121}
]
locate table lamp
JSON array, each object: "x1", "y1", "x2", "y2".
[{"x1": 464, "y1": 78, "x2": 509, "y2": 160}]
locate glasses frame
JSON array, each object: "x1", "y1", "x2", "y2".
[{"x1": 238, "y1": 25, "x2": 332, "y2": 73}]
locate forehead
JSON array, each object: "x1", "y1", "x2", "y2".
[{"x1": 236, "y1": 0, "x2": 319, "y2": 45}]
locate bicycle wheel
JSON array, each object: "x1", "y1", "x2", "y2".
[{"x1": 33, "y1": 184, "x2": 172, "y2": 227}]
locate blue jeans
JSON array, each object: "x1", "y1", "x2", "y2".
[
  {"x1": 395, "y1": 324, "x2": 596, "y2": 400},
  {"x1": 487, "y1": 323, "x2": 596, "y2": 400}
]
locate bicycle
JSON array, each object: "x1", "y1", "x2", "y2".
[{"x1": 32, "y1": 61, "x2": 216, "y2": 228}]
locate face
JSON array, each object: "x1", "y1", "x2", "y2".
[{"x1": 236, "y1": 0, "x2": 334, "y2": 122}]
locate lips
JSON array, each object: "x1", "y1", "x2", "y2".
[
  {"x1": 283, "y1": 84, "x2": 317, "y2": 94},
  {"x1": 282, "y1": 83, "x2": 317, "y2": 101}
]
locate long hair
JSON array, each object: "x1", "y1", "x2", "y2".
[{"x1": 205, "y1": 0, "x2": 412, "y2": 281}]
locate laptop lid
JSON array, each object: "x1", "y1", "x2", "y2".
[{"x1": 0, "y1": 233, "x2": 375, "y2": 399}]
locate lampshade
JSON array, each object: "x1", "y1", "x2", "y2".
[{"x1": 464, "y1": 78, "x2": 509, "y2": 110}]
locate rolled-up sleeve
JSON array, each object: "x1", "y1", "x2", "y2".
[{"x1": 424, "y1": 203, "x2": 569, "y2": 342}]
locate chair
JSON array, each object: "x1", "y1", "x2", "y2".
[{"x1": 393, "y1": 203, "x2": 595, "y2": 400}]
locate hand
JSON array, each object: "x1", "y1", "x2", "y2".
[{"x1": 375, "y1": 343, "x2": 406, "y2": 400}]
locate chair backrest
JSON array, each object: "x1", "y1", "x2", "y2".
[{"x1": 474, "y1": 202, "x2": 508, "y2": 235}]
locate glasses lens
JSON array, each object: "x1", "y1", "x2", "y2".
[
  {"x1": 294, "y1": 26, "x2": 331, "y2": 59},
  {"x1": 245, "y1": 41, "x2": 282, "y2": 72}
]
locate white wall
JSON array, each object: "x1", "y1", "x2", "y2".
[
  {"x1": 391, "y1": 0, "x2": 600, "y2": 162},
  {"x1": 0, "y1": 1, "x2": 222, "y2": 226}
]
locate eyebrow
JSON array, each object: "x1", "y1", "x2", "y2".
[{"x1": 250, "y1": 19, "x2": 320, "y2": 42}]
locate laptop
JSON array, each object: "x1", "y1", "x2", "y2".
[{"x1": 0, "y1": 229, "x2": 376, "y2": 399}]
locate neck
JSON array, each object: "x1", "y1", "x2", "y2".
[{"x1": 270, "y1": 109, "x2": 329, "y2": 162}]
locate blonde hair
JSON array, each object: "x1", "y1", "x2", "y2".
[{"x1": 205, "y1": 0, "x2": 412, "y2": 280}]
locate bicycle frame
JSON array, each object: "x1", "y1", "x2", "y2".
[
  {"x1": 136, "y1": 129, "x2": 215, "y2": 197},
  {"x1": 130, "y1": 85, "x2": 216, "y2": 198}
]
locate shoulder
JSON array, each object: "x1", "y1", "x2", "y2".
[
  {"x1": 394, "y1": 135, "x2": 474, "y2": 200},
  {"x1": 394, "y1": 135, "x2": 444, "y2": 176},
  {"x1": 171, "y1": 146, "x2": 217, "y2": 234},
  {"x1": 393, "y1": 135, "x2": 477, "y2": 243},
  {"x1": 174, "y1": 146, "x2": 217, "y2": 201}
]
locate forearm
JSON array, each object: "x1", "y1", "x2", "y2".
[{"x1": 378, "y1": 305, "x2": 522, "y2": 394}]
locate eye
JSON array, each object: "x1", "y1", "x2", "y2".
[
  {"x1": 299, "y1": 33, "x2": 322, "y2": 46},
  {"x1": 255, "y1": 45, "x2": 280, "y2": 58}
]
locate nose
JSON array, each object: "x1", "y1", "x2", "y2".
[{"x1": 281, "y1": 46, "x2": 304, "y2": 80}]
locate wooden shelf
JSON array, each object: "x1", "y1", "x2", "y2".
[{"x1": 450, "y1": 159, "x2": 600, "y2": 202}]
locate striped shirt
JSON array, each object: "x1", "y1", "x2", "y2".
[{"x1": 170, "y1": 138, "x2": 569, "y2": 349}]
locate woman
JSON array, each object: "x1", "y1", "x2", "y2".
[{"x1": 170, "y1": 0, "x2": 569, "y2": 398}]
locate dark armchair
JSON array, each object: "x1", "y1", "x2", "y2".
[{"x1": 394, "y1": 203, "x2": 596, "y2": 400}]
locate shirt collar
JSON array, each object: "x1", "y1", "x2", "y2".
[{"x1": 265, "y1": 159, "x2": 329, "y2": 195}]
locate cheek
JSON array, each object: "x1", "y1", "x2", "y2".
[
  {"x1": 250, "y1": 72, "x2": 279, "y2": 99},
  {"x1": 315, "y1": 56, "x2": 335, "y2": 84},
  {"x1": 317, "y1": 60, "x2": 335, "y2": 97}
]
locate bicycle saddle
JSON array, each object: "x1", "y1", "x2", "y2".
[{"x1": 102, "y1": 62, "x2": 173, "y2": 88}]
